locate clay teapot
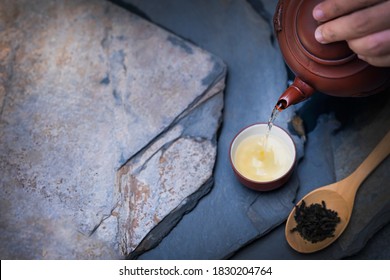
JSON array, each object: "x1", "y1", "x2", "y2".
[{"x1": 273, "y1": 0, "x2": 390, "y2": 110}]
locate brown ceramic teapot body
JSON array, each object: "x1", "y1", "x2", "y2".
[{"x1": 274, "y1": 0, "x2": 390, "y2": 109}]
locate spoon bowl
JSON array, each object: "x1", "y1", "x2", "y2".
[
  {"x1": 286, "y1": 189, "x2": 350, "y2": 253},
  {"x1": 285, "y1": 130, "x2": 390, "y2": 253}
]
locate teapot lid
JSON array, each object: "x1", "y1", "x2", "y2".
[
  {"x1": 274, "y1": 0, "x2": 390, "y2": 102},
  {"x1": 295, "y1": 0, "x2": 355, "y2": 64}
]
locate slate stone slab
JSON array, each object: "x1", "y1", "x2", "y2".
[
  {"x1": 122, "y1": 0, "x2": 305, "y2": 259},
  {"x1": 327, "y1": 94, "x2": 390, "y2": 257},
  {"x1": 122, "y1": 0, "x2": 389, "y2": 259},
  {"x1": 231, "y1": 113, "x2": 345, "y2": 260},
  {"x1": 116, "y1": 91, "x2": 225, "y2": 258},
  {"x1": 0, "y1": 0, "x2": 226, "y2": 259},
  {"x1": 232, "y1": 92, "x2": 390, "y2": 259},
  {"x1": 347, "y1": 222, "x2": 390, "y2": 259}
]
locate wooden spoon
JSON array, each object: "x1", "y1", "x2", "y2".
[{"x1": 285, "y1": 130, "x2": 390, "y2": 253}]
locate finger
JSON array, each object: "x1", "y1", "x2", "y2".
[
  {"x1": 347, "y1": 29, "x2": 390, "y2": 57},
  {"x1": 314, "y1": 1, "x2": 390, "y2": 43},
  {"x1": 358, "y1": 53, "x2": 390, "y2": 67},
  {"x1": 313, "y1": 0, "x2": 385, "y2": 22}
]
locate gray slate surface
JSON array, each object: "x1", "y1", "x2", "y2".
[
  {"x1": 122, "y1": 0, "x2": 390, "y2": 259},
  {"x1": 123, "y1": 0, "x2": 304, "y2": 259},
  {"x1": 0, "y1": 0, "x2": 225, "y2": 259},
  {"x1": 233, "y1": 93, "x2": 390, "y2": 259}
]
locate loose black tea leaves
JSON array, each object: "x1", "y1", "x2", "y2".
[{"x1": 290, "y1": 200, "x2": 341, "y2": 243}]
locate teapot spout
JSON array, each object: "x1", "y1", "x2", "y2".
[{"x1": 276, "y1": 77, "x2": 315, "y2": 110}]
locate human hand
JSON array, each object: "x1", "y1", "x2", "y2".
[{"x1": 313, "y1": 0, "x2": 390, "y2": 67}]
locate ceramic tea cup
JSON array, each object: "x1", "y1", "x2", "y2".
[{"x1": 229, "y1": 123, "x2": 296, "y2": 191}]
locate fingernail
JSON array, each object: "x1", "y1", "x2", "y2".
[
  {"x1": 314, "y1": 27, "x2": 325, "y2": 43},
  {"x1": 313, "y1": 8, "x2": 325, "y2": 21}
]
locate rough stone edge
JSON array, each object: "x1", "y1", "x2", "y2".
[
  {"x1": 117, "y1": 68, "x2": 226, "y2": 171},
  {"x1": 127, "y1": 177, "x2": 215, "y2": 259},
  {"x1": 117, "y1": 80, "x2": 226, "y2": 258}
]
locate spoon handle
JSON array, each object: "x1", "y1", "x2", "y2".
[{"x1": 348, "y1": 130, "x2": 390, "y2": 191}]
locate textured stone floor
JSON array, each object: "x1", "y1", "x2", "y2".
[
  {"x1": 1, "y1": 0, "x2": 388, "y2": 260},
  {"x1": 0, "y1": 0, "x2": 225, "y2": 259},
  {"x1": 122, "y1": 0, "x2": 390, "y2": 260}
]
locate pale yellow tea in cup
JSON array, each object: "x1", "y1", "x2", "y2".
[{"x1": 234, "y1": 134, "x2": 293, "y2": 182}]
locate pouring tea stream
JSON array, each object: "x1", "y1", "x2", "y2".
[{"x1": 285, "y1": 130, "x2": 390, "y2": 253}]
